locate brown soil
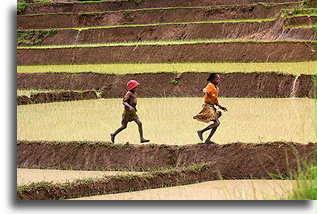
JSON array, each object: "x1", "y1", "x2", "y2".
[
  {"x1": 17, "y1": 72, "x2": 316, "y2": 98},
  {"x1": 17, "y1": 158, "x2": 312, "y2": 200},
  {"x1": 14, "y1": 163, "x2": 248, "y2": 200},
  {"x1": 17, "y1": 141, "x2": 315, "y2": 172},
  {"x1": 18, "y1": 20, "x2": 315, "y2": 46},
  {"x1": 17, "y1": 90, "x2": 98, "y2": 105},
  {"x1": 284, "y1": 16, "x2": 316, "y2": 27},
  {"x1": 18, "y1": 4, "x2": 299, "y2": 30},
  {"x1": 17, "y1": 42, "x2": 316, "y2": 65},
  {"x1": 22, "y1": 0, "x2": 301, "y2": 15},
  {"x1": 276, "y1": 27, "x2": 315, "y2": 41}
]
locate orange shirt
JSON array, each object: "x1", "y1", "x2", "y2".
[{"x1": 203, "y1": 83, "x2": 219, "y2": 105}]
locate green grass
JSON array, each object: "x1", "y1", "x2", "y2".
[
  {"x1": 258, "y1": 1, "x2": 306, "y2": 7},
  {"x1": 17, "y1": 3, "x2": 28, "y2": 15},
  {"x1": 267, "y1": 160, "x2": 316, "y2": 200},
  {"x1": 283, "y1": 24, "x2": 317, "y2": 29},
  {"x1": 16, "y1": 38, "x2": 315, "y2": 50},
  {"x1": 17, "y1": 29, "x2": 57, "y2": 46},
  {"x1": 17, "y1": 62, "x2": 316, "y2": 76},
  {"x1": 281, "y1": 8, "x2": 316, "y2": 17},
  {"x1": 284, "y1": 166, "x2": 316, "y2": 200}
]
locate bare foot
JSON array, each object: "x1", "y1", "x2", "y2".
[
  {"x1": 197, "y1": 131, "x2": 203, "y2": 141},
  {"x1": 140, "y1": 138, "x2": 150, "y2": 143},
  {"x1": 110, "y1": 133, "x2": 115, "y2": 143},
  {"x1": 204, "y1": 140, "x2": 216, "y2": 145}
]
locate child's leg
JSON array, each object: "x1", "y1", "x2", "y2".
[
  {"x1": 204, "y1": 119, "x2": 220, "y2": 144},
  {"x1": 134, "y1": 118, "x2": 150, "y2": 143},
  {"x1": 110, "y1": 124, "x2": 127, "y2": 143},
  {"x1": 197, "y1": 119, "x2": 220, "y2": 141}
]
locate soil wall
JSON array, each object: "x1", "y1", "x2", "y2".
[
  {"x1": 18, "y1": 4, "x2": 299, "y2": 29},
  {"x1": 17, "y1": 72, "x2": 316, "y2": 98},
  {"x1": 22, "y1": 0, "x2": 301, "y2": 15},
  {"x1": 284, "y1": 16, "x2": 316, "y2": 27},
  {"x1": 17, "y1": 141, "x2": 315, "y2": 172},
  {"x1": 17, "y1": 42, "x2": 316, "y2": 65},
  {"x1": 28, "y1": 22, "x2": 314, "y2": 46},
  {"x1": 17, "y1": 158, "x2": 311, "y2": 200},
  {"x1": 42, "y1": 22, "x2": 316, "y2": 45},
  {"x1": 17, "y1": 90, "x2": 98, "y2": 105}
]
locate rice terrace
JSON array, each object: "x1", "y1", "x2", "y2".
[{"x1": 17, "y1": 0, "x2": 316, "y2": 200}]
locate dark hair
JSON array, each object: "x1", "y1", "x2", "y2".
[{"x1": 207, "y1": 73, "x2": 219, "y2": 81}]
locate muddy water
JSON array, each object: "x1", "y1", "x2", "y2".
[
  {"x1": 70, "y1": 180, "x2": 295, "y2": 200},
  {"x1": 17, "y1": 168, "x2": 143, "y2": 186},
  {"x1": 17, "y1": 98, "x2": 315, "y2": 144}
]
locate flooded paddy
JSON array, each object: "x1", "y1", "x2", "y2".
[
  {"x1": 17, "y1": 97, "x2": 315, "y2": 144},
  {"x1": 71, "y1": 179, "x2": 295, "y2": 200},
  {"x1": 17, "y1": 168, "x2": 143, "y2": 186}
]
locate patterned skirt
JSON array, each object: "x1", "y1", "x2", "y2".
[{"x1": 193, "y1": 103, "x2": 220, "y2": 123}]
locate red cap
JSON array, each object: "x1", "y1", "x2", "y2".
[{"x1": 127, "y1": 80, "x2": 140, "y2": 91}]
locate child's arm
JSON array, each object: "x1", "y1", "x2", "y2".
[
  {"x1": 122, "y1": 92, "x2": 135, "y2": 111},
  {"x1": 216, "y1": 103, "x2": 228, "y2": 111},
  {"x1": 123, "y1": 101, "x2": 135, "y2": 111}
]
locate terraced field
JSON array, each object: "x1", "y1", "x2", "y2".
[
  {"x1": 17, "y1": 98, "x2": 316, "y2": 144},
  {"x1": 17, "y1": 0, "x2": 316, "y2": 200},
  {"x1": 70, "y1": 180, "x2": 296, "y2": 200}
]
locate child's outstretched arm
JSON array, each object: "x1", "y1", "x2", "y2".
[{"x1": 216, "y1": 103, "x2": 228, "y2": 111}]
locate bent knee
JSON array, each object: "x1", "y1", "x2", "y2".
[
  {"x1": 218, "y1": 111, "x2": 222, "y2": 118},
  {"x1": 214, "y1": 119, "x2": 220, "y2": 126}
]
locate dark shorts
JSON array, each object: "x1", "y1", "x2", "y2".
[{"x1": 121, "y1": 110, "x2": 139, "y2": 126}]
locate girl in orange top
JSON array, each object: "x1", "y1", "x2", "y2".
[{"x1": 193, "y1": 73, "x2": 228, "y2": 144}]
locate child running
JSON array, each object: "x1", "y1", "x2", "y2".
[
  {"x1": 110, "y1": 80, "x2": 150, "y2": 144},
  {"x1": 193, "y1": 73, "x2": 228, "y2": 144}
]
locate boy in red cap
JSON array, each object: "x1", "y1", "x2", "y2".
[
  {"x1": 193, "y1": 73, "x2": 228, "y2": 144},
  {"x1": 110, "y1": 80, "x2": 150, "y2": 144}
]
